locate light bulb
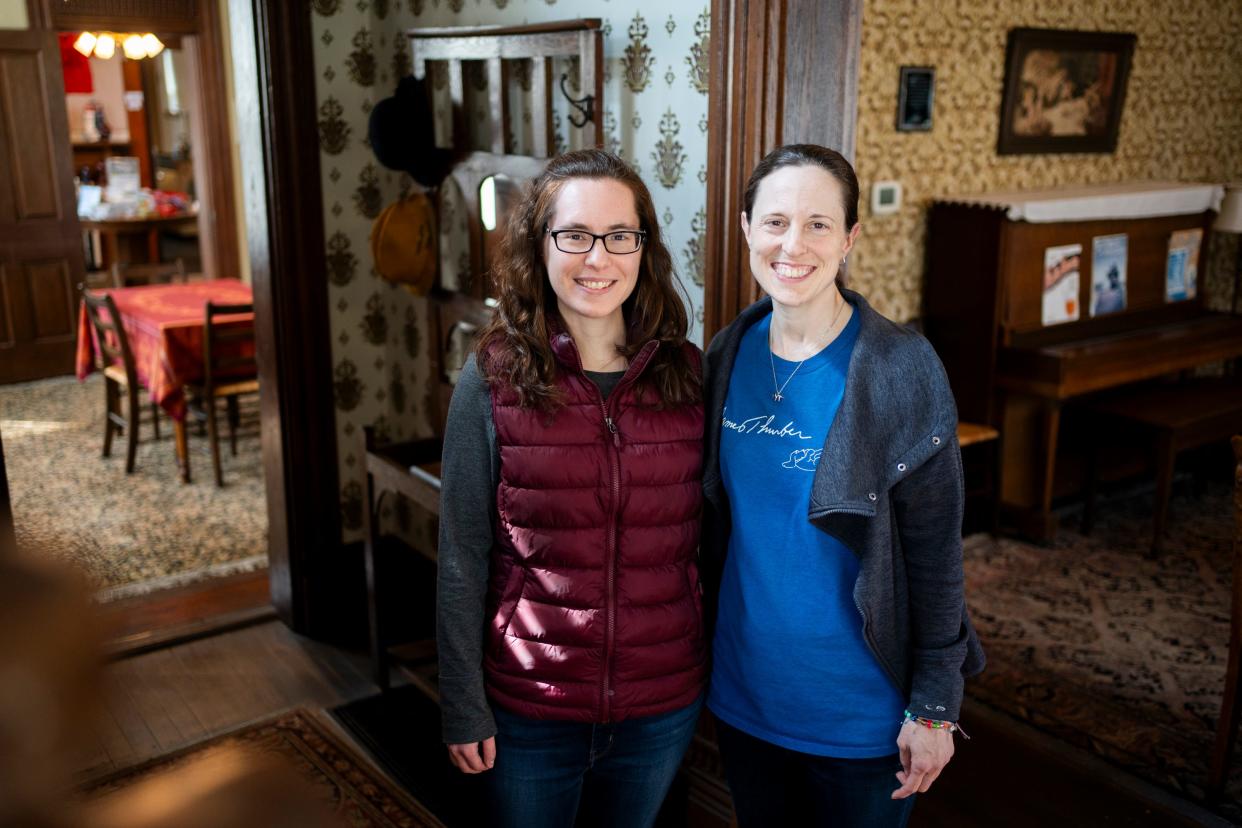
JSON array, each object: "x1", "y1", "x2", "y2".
[
  {"x1": 73, "y1": 32, "x2": 97, "y2": 57},
  {"x1": 94, "y1": 33, "x2": 115, "y2": 59},
  {"x1": 141, "y1": 34, "x2": 164, "y2": 58},
  {"x1": 123, "y1": 34, "x2": 145, "y2": 60}
]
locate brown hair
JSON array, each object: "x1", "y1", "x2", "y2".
[{"x1": 475, "y1": 149, "x2": 699, "y2": 411}]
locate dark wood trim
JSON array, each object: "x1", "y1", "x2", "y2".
[
  {"x1": 408, "y1": 19, "x2": 602, "y2": 38},
  {"x1": 230, "y1": 0, "x2": 344, "y2": 639},
  {"x1": 703, "y1": 0, "x2": 784, "y2": 340},
  {"x1": 47, "y1": 0, "x2": 201, "y2": 35},
  {"x1": 188, "y1": 0, "x2": 241, "y2": 283},
  {"x1": 702, "y1": 0, "x2": 862, "y2": 341},
  {"x1": 0, "y1": 430, "x2": 13, "y2": 557},
  {"x1": 26, "y1": 0, "x2": 50, "y2": 29},
  {"x1": 101, "y1": 569, "x2": 274, "y2": 659},
  {"x1": 782, "y1": 0, "x2": 861, "y2": 160}
]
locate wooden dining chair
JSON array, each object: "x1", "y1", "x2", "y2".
[
  {"x1": 1210, "y1": 435, "x2": 1242, "y2": 800},
  {"x1": 81, "y1": 290, "x2": 162, "y2": 473},
  {"x1": 110, "y1": 257, "x2": 187, "y2": 288},
  {"x1": 186, "y1": 302, "x2": 259, "y2": 486}
]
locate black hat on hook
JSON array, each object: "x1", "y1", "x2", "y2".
[{"x1": 368, "y1": 74, "x2": 453, "y2": 188}]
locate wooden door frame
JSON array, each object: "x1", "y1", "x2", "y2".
[
  {"x1": 703, "y1": 0, "x2": 862, "y2": 341},
  {"x1": 227, "y1": 0, "x2": 343, "y2": 639}
]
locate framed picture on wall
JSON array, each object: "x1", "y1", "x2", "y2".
[{"x1": 997, "y1": 28, "x2": 1137, "y2": 155}]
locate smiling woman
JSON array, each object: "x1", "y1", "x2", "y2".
[
  {"x1": 700, "y1": 144, "x2": 985, "y2": 828},
  {"x1": 434, "y1": 149, "x2": 707, "y2": 828}
]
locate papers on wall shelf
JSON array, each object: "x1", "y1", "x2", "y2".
[
  {"x1": 1165, "y1": 228, "x2": 1203, "y2": 302},
  {"x1": 1090, "y1": 234, "x2": 1128, "y2": 316},
  {"x1": 1042, "y1": 243, "x2": 1082, "y2": 326}
]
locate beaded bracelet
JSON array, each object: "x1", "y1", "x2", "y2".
[{"x1": 901, "y1": 710, "x2": 971, "y2": 740}]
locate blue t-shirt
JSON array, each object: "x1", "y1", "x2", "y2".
[{"x1": 707, "y1": 309, "x2": 904, "y2": 757}]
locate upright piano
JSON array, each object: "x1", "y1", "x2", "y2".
[{"x1": 923, "y1": 182, "x2": 1240, "y2": 541}]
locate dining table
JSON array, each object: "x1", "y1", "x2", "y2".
[{"x1": 75, "y1": 279, "x2": 255, "y2": 483}]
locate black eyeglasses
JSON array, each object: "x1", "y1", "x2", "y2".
[{"x1": 546, "y1": 227, "x2": 647, "y2": 255}]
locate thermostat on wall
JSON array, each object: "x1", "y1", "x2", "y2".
[{"x1": 871, "y1": 180, "x2": 902, "y2": 216}]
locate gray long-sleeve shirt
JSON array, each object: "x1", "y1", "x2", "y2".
[{"x1": 435, "y1": 355, "x2": 623, "y2": 744}]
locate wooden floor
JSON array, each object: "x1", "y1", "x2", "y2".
[
  {"x1": 74, "y1": 618, "x2": 379, "y2": 782},
  {"x1": 71, "y1": 615, "x2": 1235, "y2": 826}
]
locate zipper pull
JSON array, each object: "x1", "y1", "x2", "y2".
[{"x1": 604, "y1": 416, "x2": 620, "y2": 446}]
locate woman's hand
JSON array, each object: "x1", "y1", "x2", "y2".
[
  {"x1": 891, "y1": 722, "x2": 954, "y2": 799},
  {"x1": 447, "y1": 737, "x2": 496, "y2": 774}
]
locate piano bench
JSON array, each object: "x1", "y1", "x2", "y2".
[
  {"x1": 1081, "y1": 380, "x2": 1242, "y2": 554},
  {"x1": 957, "y1": 422, "x2": 999, "y2": 448}
]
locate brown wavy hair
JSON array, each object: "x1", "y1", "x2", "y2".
[{"x1": 476, "y1": 149, "x2": 700, "y2": 411}]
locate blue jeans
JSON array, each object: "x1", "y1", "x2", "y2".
[
  {"x1": 485, "y1": 696, "x2": 702, "y2": 828},
  {"x1": 716, "y1": 718, "x2": 915, "y2": 827}
]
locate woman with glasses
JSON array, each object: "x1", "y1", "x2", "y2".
[
  {"x1": 700, "y1": 144, "x2": 985, "y2": 826},
  {"x1": 437, "y1": 149, "x2": 705, "y2": 827}
]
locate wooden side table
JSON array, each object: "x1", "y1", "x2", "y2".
[{"x1": 363, "y1": 429, "x2": 444, "y2": 691}]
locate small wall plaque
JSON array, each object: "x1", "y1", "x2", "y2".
[{"x1": 897, "y1": 66, "x2": 934, "y2": 132}]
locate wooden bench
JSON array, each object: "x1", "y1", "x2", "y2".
[
  {"x1": 958, "y1": 422, "x2": 999, "y2": 448},
  {"x1": 957, "y1": 422, "x2": 1001, "y2": 535},
  {"x1": 1082, "y1": 380, "x2": 1242, "y2": 553},
  {"x1": 363, "y1": 428, "x2": 443, "y2": 693}
]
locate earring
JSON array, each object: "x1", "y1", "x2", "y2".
[{"x1": 841, "y1": 257, "x2": 847, "y2": 265}]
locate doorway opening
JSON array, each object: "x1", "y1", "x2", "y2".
[{"x1": 0, "y1": 4, "x2": 271, "y2": 647}]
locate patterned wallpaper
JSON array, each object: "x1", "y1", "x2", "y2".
[
  {"x1": 309, "y1": 0, "x2": 710, "y2": 542},
  {"x1": 851, "y1": 0, "x2": 1242, "y2": 323}
]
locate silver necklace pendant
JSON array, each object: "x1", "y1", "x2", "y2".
[{"x1": 767, "y1": 296, "x2": 849, "y2": 407}]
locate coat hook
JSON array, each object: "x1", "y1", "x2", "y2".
[{"x1": 559, "y1": 73, "x2": 594, "y2": 129}]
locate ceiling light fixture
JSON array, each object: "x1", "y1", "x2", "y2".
[{"x1": 72, "y1": 31, "x2": 166, "y2": 60}]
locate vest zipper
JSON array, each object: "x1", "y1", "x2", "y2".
[
  {"x1": 572, "y1": 339, "x2": 657, "y2": 722},
  {"x1": 601, "y1": 399, "x2": 621, "y2": 721}
]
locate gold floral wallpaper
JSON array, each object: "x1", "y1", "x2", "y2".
[
  {"x1": 851, "y1": 0, "x2": 1242, "y2": 322},
  {"x1": 310, "y1": 0, "x2": 710, "y2": 542}
]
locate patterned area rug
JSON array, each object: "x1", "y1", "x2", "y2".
[
  {"x1": 1, "y1": 375, "x2": 267, "y2": 597},
  {"x1": 81, "y1": 709, "x2": 441, "y2": 827},
  {"x1": 964, "y1": 479, "x2": 1240, "y2": 820}
]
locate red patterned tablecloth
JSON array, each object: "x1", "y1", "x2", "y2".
[{"x1": 76, "y1": 280, "x2": 255, "y2": 421}]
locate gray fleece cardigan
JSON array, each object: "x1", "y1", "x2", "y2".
[{"x1": 701, "y1": 289, "x2": 985, "y2": 722}]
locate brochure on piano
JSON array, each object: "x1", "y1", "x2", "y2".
[
  {"x1": 1090, "y1": 234, "x2": 1128, "y2": 316},
  {"x1": 1042, "y1": 243, "x2": 1082, "y2": 326},
  {"x1": 1165, "y1": 228, "x2": 1203, "y2": 302}
]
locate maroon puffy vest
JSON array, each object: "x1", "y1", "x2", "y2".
[{"x1": 482, "y1": 333, "x2": 705, "y2": 723}]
